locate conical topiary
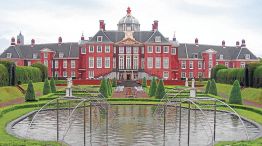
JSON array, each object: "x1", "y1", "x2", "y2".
[
  {"x1": 50, "y1": 77, "x2": 56, "y2": 93},
  {"x1": 155, "y1": 79, "x2": 166, "y2": 99},
  {"x1": 142, "y1": 77, "x2": 147, "y2": 87},
  {"x1": 99, "y1": 78, "x2": 109, "y2": 98},
  {"x1": 209, "y1": 79, "x2": 218, "y2": 96},
  {"x1": 149, "y1": 77, "x2": 157, "y2": 97},
  {"x1": 25, "y1": 80, "x2": 36, "y2": 101},
  {"x1": 43, "y1": 79, "x2": 51, "y2": 95},
  {"x1": 107, "y1": 78, "x2": 112, "y2": 96},
  {"x1": 205, "y1": 80, "x2": 211, "y2": 94},
  {"x1": 229, "y1": 80, "x2": 243, "y2": 104}
]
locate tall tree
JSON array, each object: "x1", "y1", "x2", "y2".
[
  {"x1": 142, "y1": 77, "x2": 147, "y2": 87},
  {"x1": 50, "y1": 77, "x2": 56, "y2": 93},
  {"x1": 229, "y1": 80, "x2": 243, "y2": 104},
  {"x1": 149, "y1": 77, "x2": 157, "y2": 97},
  {"x1": 155, "y1": 79, "x2": 166, "y2": 99},
  {"x1": 25, "y1": 80, "x2": 36, "y2": 101},
  {"x1": 205, "y1": 80, "x2": 211, "y2": 94},
  {"x1": 43, "y1": 79, "x2": 51, "y2": 95},
  {"x1": 107, "y1": 78, "x2": 112, "y2": 96},
  {"x1": 209, "y1": 79, "x2": 218, "y2": 96},
  {"x1": 99, "y1": 78, "x2": 109, "y2": 98}
]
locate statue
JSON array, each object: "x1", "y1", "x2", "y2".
[
  {"x1": 185, "y1": 78, "x2": 189, "y2": 87},
  {"x1": 66, "y1": 77, "x2": 73, "y2": 97},
  {"x1": 191, "y1": 78, "x2": 195, "y2": 88},
  {"x1": 67, "y1": 77, "x2": 73, "y2": 88}
]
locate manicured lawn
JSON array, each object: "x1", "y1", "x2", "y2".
[
  {"x1": 0, "y1": 86, "x2": 23, "y2": 103},
  {"x1": 215, "y1": 138, "x2": 262, "y2": 146}
]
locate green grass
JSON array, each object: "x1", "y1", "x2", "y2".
[
  {"x1": 0, "y1": 86, "x2": 23, "y2": 103},
  {"x1": 215, "y1": 138, "x2": 262, "y2": 146},
  {"x1": 235, "y1": 109, "x2": 262, "y2": 124}
]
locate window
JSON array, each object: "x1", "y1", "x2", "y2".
[
  {"x1": 71, "y1": 71, "x2": 75, "y2": 77},
  {"x1": 189, "y1": 72, "x2": 194, "y2": 78},
  {"x1": 156, "y1": 46, "x2": 161, "y2": 53},
  {"x1": 105, "y1": 45, "x2": 110, "y2": 53},
  {"x1": 55, "y1": 71, "x2": 58, "y2": 77},
  {"x1": 89, "y1": 57, "x2": 94, "y2": 68},
  {"x1": 6, "y1": 53, "x2": 12, "y2": 58},
  {"x1": 141, "y1": 47, "x2": 144, "y2": 54},
  {"x1": 33, "y1": 53, "x2": 37, "y2": 59},
  {"x1": 119, "y1": 56, "x2": 124, "y2": 69},
  {"x1": 133, "y1": 56, "x2": 139, "y2": 69},
  {"x1": 198, "y1": 72, "x2": 203, "y2": 78},
  {"x1": 225, "y1": 62, "x2": 229, "y2": 67},
  {"x1": 147, "y1": 46, "x2": 153, "y2": 53},
  {"x1": 126, "y1": 56, "x2": 131, "y2": 69},
  {"x1": 141, "y1": 58, "x2": 144, "y2": 69},
  {"x1": 55, "y1": 60, "x2": 58, "y2": 69},
  {"x1": 63, "y1": 60, "x2": 67, "y2": 68},
  {"x1": 163, "y1": 57, "x2": 169, "y2": 69},
  {"x1": 97, "y1": 57, "x2": 102, "y2": 68},
  {"x1": 163, "y1": 71, "x2": 169, "y2": 79},
  {"x1": 114, "y1": 47, "x2": 116, "y2": 53},
  {"x1": 198, "y1": 61, "x2": 202, "y2": 69},
  {"x1": 189, "y1": 61, "x2": 194, "y2": 69},
  {"x1": 89, "y1": 46, "x2": 94, "y2": 53},
  {"x1": 181, "y1": 72, "x2": 186, "y2": 78},
  {"x1": 245, "y1": 54, "x2": 250, "y2": 59},
  {"x1": 155, "y1": 36, "x2": 161, "y2": 42},
  {"x1": 97, "y1": 45, "x2": 102, "y2": 53},
  {"x1": 59, "y1": 52, "x2": 64, "y2": 58},
  {"x1": 44, "y1": 53, "x2": 48, "y2": 59},
  {"x1": 209, "y1": 54, "x2": 212, "y2": 60},
  {"x1": 171, "y1": 48, "x2": 176, "y2": 55},
  {"x1": 63, "y1": 71, "x2": 67, "y2": 77},
  {"x1": 209, "y1": 61, "x2": 213, "y2": 68},
  {"x1": 163, "y1": 46, "x2": 169, "y2": 53},
  {"x1": 71, "y1": 60, "x2": 75, "y2": 68},
  {"x1": 126, "y1": 47, "x2": 132, "y2": 54},
  {"x1": 113, "y1": 58, "x2": 116, "y2": 68},
  {"x1": 133, "y1": 47, "x2": 139, "y2": 54},
  {"x1": 81, "y1": 48, "x2": 86, "y2": 54},
  {"x1": 181, "y1": 61, "x2": 186, "y2": 69},
  {"x1": 28, "y1": 61, "x2": 31, "y2": 66},
  {"x1": 97, "y1": 36, "x2": 102, "y2": 42},
  {"x1": 119, "y1": 47, "x2": 124, "y2": 54},
  {"x1": 105, "y1": 57, "x2": 110, "y2": 68},
  {"x1": 220, "y1": 54, "x2": 224, "y2": 60},
  {"x1": 155, "y1": 57, "x2": 161, "y2": 68},
  {"x1": 44, "y1": 60, "x2": 48, "y2": 67},
  {"x1": 147, "y1": 57, "x2": 153, "y2": 68},
  {"x1": 240, "y1": 62, "x2": 245, "y2": 68},
  {"x1": 88, "y1": 71, "x2": 94, "y2": 78}
]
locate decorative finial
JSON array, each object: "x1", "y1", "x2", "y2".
[{"x1": 127, "y1": 6, "x2": 131, "y2": 15}]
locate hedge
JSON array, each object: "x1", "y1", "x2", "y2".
[
  {"x1": 0, "y1": 64, "x2": 9, "y2": 86},
  {"x1": 211, "y1": 64, "x2": 227, "y2": 80},
  {"x1": 253, "y1": 66, "x2": 262, "y2": 88},
  {"x1": 0, "y1": 61, "x2": 16, "y2": 86},
  {"x1": 16, "y1": 66, "x2": 42, "y2": 84},
  {"x1": 31, "y1": 63, "x2": 48, "y2": 82},
  {"x1": 216, "y1": 68, "x2": 245, "y2": 85},
  {"x1": 245, "y1": 63, "x2": 262, "y2": 87}
]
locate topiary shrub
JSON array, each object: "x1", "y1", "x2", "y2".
[
  {"x1": 43, "y1": 79, "x2": 51, "y2": 95},
  {"x1": 0, "y1": 61, "x2": 16, "y2": 86},
  {"x1": 99, "y1": 78, "x2": 109, "y2": 98},
  {"x1": 211, "y1": 64, "x2": 227, "y2": 81},
  {"x1": 205, "y1": 80, "x2": 211, "y2": 94},
  {"x1": 155, "y1": 79, "x2": 166, "y2": 99},
  {"x1": 142, "y1": 77, "x2": 147, "y2": 87},
  {"x1": 253, "y1": 65, "x2": 262, "y2": 88},
  {"x1": 149, "y1": 77, "x2": 157, "y2": 97},
  {"x1": 107, "y1": 78, "x2": 112, "y2": 96},
  {"x1": 31, "y1": 62, "x2": 48, "y2": 82},
  {"x1": 50, "y1": 77, "x2": 56, "y2": 93},
  {"x1": 25, "y1": 80, "x2": 36, "y2": 101},
  {"x1": 112, "y1": 77, "x2": 117, "y2": 87},
  {"x1": 0, "y1": 64, "x2": 9, "y2": 86},
  {"x1": 209, "y1": 79, "x2": 217, "y2": 96},
  {"x1": 229, "y1": 80, "x2": 243, "y2": 104}
]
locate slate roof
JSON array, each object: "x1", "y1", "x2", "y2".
[
  {"x1": 0, "y1": 42, "x2": 79, "y2": 59},
  {"x1": 178, "y1": 43, "x2": 258, "y2": 60}
]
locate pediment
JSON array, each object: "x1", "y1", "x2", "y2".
[
  {"x1": 204, "y1": 48, "x2": 217, "y2": 53},
  {"x1": 116, "y1": 38, "x2": 142, "y2": 45},
  {"x1": 40, "y1": 48, "x2": 53, "y2": 52}
]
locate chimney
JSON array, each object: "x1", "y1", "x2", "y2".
[
  {"x1": 195, "y1": 38, "x2": 199, "y2": 46},
  {"x1": 99, "y1": 20, "x2": 105, "y2": 31},
  {"x1": 31, "y1": 39, "x2": 35, "y2": 47},
  {"x1": 11, "y1": 37, "x2": 15, "y2": 46},
  {"x1": 241, "y1": 39, "x2": 246, "y2": 47},
  {"x1": 17, "y1": 38, "x2": 21, "y2": 45},
  {"x1": 58, "y1": 36, "x2": 62, "y2": 45},
  {"x1": 222, "y1": 40, "x2": 225, "y2": 48},
  {"x1": 81, "y1": 33, "x2": 85, "y2": 40},
  {"x1": 236, "y1": 41, "x2": 240, "y2": 47},
  {"x1": 173, "y1": 32, "x2": 176, "y2": 41},
  {"x1": 153, "y1": 20, "x2": 158, "y2": 31},
  {"x1": 126, "y1": 7, "x2": 131, "y2": 15}
]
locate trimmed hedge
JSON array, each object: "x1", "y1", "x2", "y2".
[
  {"x1": 16, "y1": 66, "x2": 42, "y2": 84},
  {"x1": 253, "y1": 66, "x2": 262, "y2": 88},
  {"x1": 50, "y1": 78, "x2": 56, "y2": 93},
  {"x1": 25, "y1": 80, "x2": 36, "y2": 101},
  {"x1": 229, "y1": 80, "x2": 242, "y2": 105},
  {"x1": 31, "y1": 63, "x2": 48, "y2": 82},
  {"x1": 209, "y1": 79, "x2": 218, "y2": 96},
  {"x1": 211, "y1": 64, "x2": 227, "y2": 80},
  {"x1": 0, "y1": 61, "x2": 16, "y2": 86},
  {"x1": 43, "y1": 79, "x2": 51, "y2": 95},
  {"x1": 149, "y1": 77, "x2": 157, "y2": 97},
  {"x1": 155, "y1": 79, "x2": 165, "y2": 99},
  {"x1": 0, "y1": 64, "x2": 9, "y2": 86}
]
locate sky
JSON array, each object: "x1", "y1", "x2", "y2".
[{"x1": 0, "y1": 0, "x2": 261, "y2": 57}]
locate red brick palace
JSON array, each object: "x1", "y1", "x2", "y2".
[{"x1": 0, "y1": 7, "x2": 259, "y2": 81}]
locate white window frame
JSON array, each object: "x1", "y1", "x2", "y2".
[
  {"x1": 113, "y1": 57, "x2": 116, "y2": 69},
  {"x1": 71, "y1": 71, "x2": 75, "y2": 77},
  {"x1": 189, "y1": 72, "x2": 194, "y2": 78},
  {"x1": 189, "y1": 61, "x2": 194, "y2": 69},
  {"x1": 147, "y1": 46, "x2": 153, "y2": 53},
  {"x1": 155, "y1": 36, "x2": 161, "y2": 42},
  {"x1": 44, "y1": 60, "x2": 48, "y2": 67},
  {"x1": 89, "y1": 57, "x2": 94, "y2": 68},
  {"x1": 119, "y1": 56, "x2": 124, "y2": 69},
  {"x1": 240, "y1": 62, "x2": 245, "y2": 68},
  {"x1": 96, "y1": 57, "x2": 102, "y2": 68},
  {"x1": 97, "y1": 45, "x2": 102, "y2": 53},
  {"x1": 88, "y1": 70, "x2": 94, "y2": 79},
  {"x1": 63, "y1": 71, "x2": 67, "y2": 77},
  {"x1": 245, "y1": 54, "x2": 250, "y2": 59},
  {"x1": 126, "y1": 46, "x2": 132, "y2": 54},
  {"x1": 155, "y1": 46, "x2": 161, "y2": 53},
  {"x1": 133, "y1": 47, "x2": 139, "y2": 54},
  {"x1": 59, "y1": 52, "x2": 64, "y2": 58},
  {"x1": 155, "y1": 57, "x2": 161, "y2": 68},
  {"x1": 55, "y1": 60, "x2": 58, "y2": 69},
  {"x1": 71, "y1": 60, "x2": 75, "y2": 69},
  {"x1": 55, "y1": 71, "x2": 59, "y2": 77},
  {"x1": 171, "y1": 48, "x2": 176, "y2": 55},
  {"x1": 181, "y1": 72, "x2": 186, "y2": 78},
  {"x1": 163, "y1": 57, "x2": 169, "y2": 69},
  {"x1": 97, "y1": 36, "x2": 102, "y2": 42},
  {"x1": 63, "y1": 60, "x2": 67, "y2": 68},
  {"x1": 181, "y1": 61, "x2": 186, "y2": 69},
  {"x1": 198, "y1": 61, "x2": 202, "y2": 69},
  {"x1": 119, "y1": 47, "x2": 124, "y2": 54},
  {"x1": 163, "y1": 46, "x2": 169, "y2": 53},
  {"x1": 141, "y1": 47, "x2": 144, "y2": 54},
  {"x1": 89, "y1": 45, "x2": 94, "y2": 53},
  {"x1": 126, "y1": 56, "x2": 131, "y2": 69},
  {"x1": 147, "y1": 57, "x2": 153, "y2": 68},
  {"x1": 105, "y1": 57, "x2": 110, "y2": 68},
  {"x1": 220, "y1": 54, "x2": 224, "y2": 60},
  {"x1": 33, "y1": 53, "x2": 37, "y2": 59},
  {"x1": 28, "y1": 61, "x2": 31, "y2": 66},
  {"x1": 133, "y1": 56, "x2": 139, "y2": 69},
  {"x1": 225, "y1": 62, "x2": 229, "y2": 67},
  {"x1": 209, "y1": 54, "x2": 212, "y2": 60},
  {"x1": 198, "y1": 72, "x2": 203, "y2": 78},
  {"x1": 81, "y1": 47, "x2": 86, "y2": 54},
  {"x1": 105, "y1": 45, "x2": 110, "y2": 53},
  {"x1": 6, "y1": 53, "x2": 12, "y2": 58},
  {"x1": 44, "y1": 53, "x2": 48, "y2": 59},
  {"x1": 163, "y1": 71, "x2": 169, "y2": 79},
  {"x1": 209, "y1": 61, "x2": 213, "y2": 68}
]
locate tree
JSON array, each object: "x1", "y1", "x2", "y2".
[
  {"x1": 50, "y1": 77, "x2": 56, "y2": 93},
  {"x1": 25, "y1": 80, "x2": 36, "y2": 101},
  {"x1": 31, "y1": 63, "x2": 48, "y2": 82},
  {"x1": 229, "y1": 80, "x2": 243, "y2": 104},
  {"x1": 142, "y1": 77, "x2": 147, "y2": 87},
  {"x1": 149, "y1": 77, "x2": 157, "y2": 97},
  {"x1": 43, "y1": 79, "x2": 51, "y2": 95},
  {"x1": 99, "y1": 78, "x2": 109, "y2": 98},
  {"x1": 209, "y1": 79, "x2": 218, "y2": 96},
  {"x1": 112, "y1": 77, "x2": 117, "y2": 87},
  {"x1": 155, "y1": 79, "x2": 166, "y2": 99},
  {"x1": 107, "y1": 78, "x2": 112, "y2": 96},
  {"x1": 205, "y1": 80, "x2": 211, "y2": 94}
]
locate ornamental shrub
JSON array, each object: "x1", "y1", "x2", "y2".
[
  {"x1": 31, "y1": 62, "x2": 48, "y2": 81},
  {"x1": 142, "y1": 77, "x2": 147, "y2": 87},
  {"x1": 107, "y1": 78, "x2": 112, "y2": 96},
  {"x1": 0, "y1": 64, "x2": 9, "y2": 86},
  {"x1": 43, "y1": 79, "x2": 51, "y2": 95},
  {"x1": 209, "y1": 79, "x2": 217, "y2": 96},
  {"x1": 155, "y1": 79, "x2": 166, "y2": 99},
  {"x1": 253, "y1": 65, "x2": 262, "y2": 88},
  {"x1": 25, "y1": 80, "x2": 36, "y2": 101},
  {"x1": 112, "y1": 78, "x2": 117, "y2": 87},
  {"x1": 0, "y1": 61, "x2": 16, "y2": 86},
  {"x1": 205, "y1": 80, "x2": 211, "y2": 94},
  {"x1": 149, "y1": 77, "x2": 157, "y2": 97},
  {"x1": 211, "y1": 64, "x2": 227, "y2": 81},
  {"x1": 99, "y1": 78, "x2": 109, "y2": 98},
  {"x1": 16, "y1": 66, "x2": 42, "y2": 84},
  {"x1": 229, "y1": 80, "x2": 243, "y2": 104},
  {"x1": 245, "y1": 63, "x2": 262, "y2": 87},
  {"x1": 50, "y1": 77, "x2": 56, "y2": 93}
]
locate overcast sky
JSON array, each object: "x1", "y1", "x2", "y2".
[{"x1": 0, "y1": 0, "x2": 261, "y2": 57}]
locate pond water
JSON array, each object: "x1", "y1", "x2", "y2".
[{"x1": 11, "y1": 105, "x2": 261, "y2": 146}]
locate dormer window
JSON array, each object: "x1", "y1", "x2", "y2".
[
  {"x1": 33, "y1": 53, "x2": 37, "y2": 59},
  {"x1": 155, "y1": 36, "x2": 161, "y2": 42},
  {"x1": 245, "y1": 54, "x2": 250, "y2": 59},
  {"x1": 59, "y1": 52, "x2": 64, "y2": 58},
  {"x1": 44, "y1": 53, "x2": 48, "y2": 59},
  {"x1": 97, "y1": 36, "x2": 103, "y2": 42},
  {"x1": 171, "y1": 48, "x2": 176, "y2": 55},
  {"x1": 193, "y1": 53, "x2": 198, "y2": 59},
  {"x1": 220, "y1": 54, "x2": 224, "y2": 60},
  {"x1": 6, "y1": 53, "x2": 12, "y2": 58}
]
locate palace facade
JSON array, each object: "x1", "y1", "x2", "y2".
[{"x1": 0, "y1": 7, "x2": 259, "y2": 81}]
